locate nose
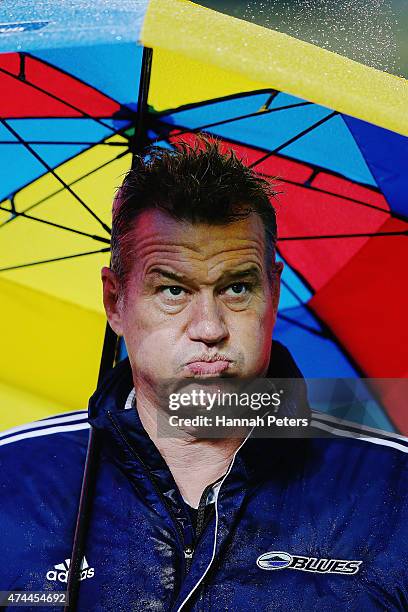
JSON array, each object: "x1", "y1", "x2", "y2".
[{"x1": 187, "y1": 291, "x2": 228, "y2": 345}]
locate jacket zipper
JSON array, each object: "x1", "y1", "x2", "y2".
[
  {"x1": 183, "y1": 478, "x2": 221, "y2": 574},
  {"x1": 176, "y1": 432, "x2": 252, "y2": 612}
]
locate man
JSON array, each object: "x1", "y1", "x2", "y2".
[{"x1": 0, "y1": 138, "x2": 407, "y2": 611}]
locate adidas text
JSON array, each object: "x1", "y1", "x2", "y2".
[{"x1": 46, "y1": 557, "x2": 95, "y2": 583}]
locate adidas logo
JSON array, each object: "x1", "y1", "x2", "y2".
[{"x1": 46, "y1": 556, "x2": 95, "y2": 583}]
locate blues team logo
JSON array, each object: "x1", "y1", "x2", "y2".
[
  {"x1": 257, "y1": 551, "x2": 292, "y2": 570},
  {"x1": 257, "y1": 551, "x2": 362, "y2": 575}
]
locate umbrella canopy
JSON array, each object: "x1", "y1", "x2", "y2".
[{"x1": 0, "y1": 0, "x2": 407, "y2": 433}]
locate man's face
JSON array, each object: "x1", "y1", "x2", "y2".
[{"x1": 102, "y1": 208, "x2": 282, "y2": 394}]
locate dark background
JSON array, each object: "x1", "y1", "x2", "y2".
[{"x1": 196, "y1": 0, "x2": 407, "y2": 79}]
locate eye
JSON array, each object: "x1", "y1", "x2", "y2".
[
  {"x1": 223, "y1": 282, "x2": 251, "y2": 297},
  {"x1": 159, "y1": 285, "x2": 187, "y2": 299}
]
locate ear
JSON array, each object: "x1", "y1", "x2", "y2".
[
  {"x1": 270, "y1": 260, "x2": 283, "y2": 313},
  {"x1": 101, "y1": 266, "x2": 124, "y2": 336}
]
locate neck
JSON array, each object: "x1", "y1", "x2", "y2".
[{"x1": 135, "y1": 386, "x2": 245, "y2": 508}]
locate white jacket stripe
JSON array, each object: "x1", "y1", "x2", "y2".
[{"x1": 0, "y1": 422, "x2": 90, "y2": 447}]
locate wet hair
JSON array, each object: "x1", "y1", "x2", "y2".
[{"x1": 111, "y1": 135, "x2": 278, "y2": 286}]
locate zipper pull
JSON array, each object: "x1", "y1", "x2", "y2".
[
  {"x1": 184, "y1": 546, "x2": 194, "y2": 559},
  {"x1": 184, "y1": 546, "x2": 194, "y2": 573}
]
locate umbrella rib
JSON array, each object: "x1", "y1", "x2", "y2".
[
  {"x1": 0, "y1": 247, "x2": 111, "y2": 272},
  {"x1": 0, "y1": 118, "x2": 111, "y2": 235},
  {"x1": 153, "y1": 88, "x2": 278, "y2": 117},
  {"x1": 249, "y1": 111, "x2": 338, "y2": 168},
  {"x1": 0, "y1": 115, "x2": 124, "y2": 121},
  {"x1": 277, "y1": 312, "x2": 328, "y2": 338},
  {"x1": 130, "y1": 47, "x2": 153, "y2": 157},
  {"x1": 260, "y1": 91, "x2": 279, "y2": 110},
  {"x1": 0, "y1": 140, "x2": 129, "y2": 146},
  {"x1": 265, "y1": 174, "x2": 397, "y2": 218},
  {"x1": 0, "y1": 205, "x2": 110, "y2": 243},
  {"x1": 0, "y1": 65, "x2": 119, "y2": 133},
  {"x1": 261, "y1": 168, "x2": 407, "y2": 221},
  {"x1": 153, "y1": 101, "x2": 312, "y2": 140},
  {"x1": 279, "y1": 230, "x2": 408, "y2": 241}
]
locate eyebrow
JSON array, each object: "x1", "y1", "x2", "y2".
[
  {"x1": 146, "y1": 266, "x2": 262, "y2": 286},
  {"x1": 219, "y1": 266, "x2": 262, "y2": 284},
  {"x1": 146, "y1": 268, "x2": 192, "y2": 285}
]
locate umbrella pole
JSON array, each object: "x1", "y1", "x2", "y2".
[{"x1": 64, "y1": 47, "x2": 153, "y2": 612}]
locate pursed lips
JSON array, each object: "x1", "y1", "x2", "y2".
[{"x1": 184, "y1": 355, "x2": 232, "y2": 375}]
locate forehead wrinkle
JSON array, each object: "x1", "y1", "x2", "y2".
[
  {"x1": 135, "y1": 232, "x2": 203, "y2": 251},
  {"x1": 134, "y1": 234, "x2": 263, "y2": 260},
  {"x1": 205, "y1": 239, "x2": 265, "y2": 274},
  {"x1": 131, "y1": 237, "x2": 203, "y2": 278},
  {"x1": 210, "y1": 239, "x2": 264, "y2": 256},
  {"x1": 128, "y1": 221, "x2": 267, "y2": 282}
]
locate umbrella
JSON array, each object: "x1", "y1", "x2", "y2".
[{"x1": 1, "y1": 0, "x2": 406, "y2": 437}]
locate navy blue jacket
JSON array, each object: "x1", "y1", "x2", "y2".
[{"x1": 1, "y1": 343, "x2": 407, "y2": 611}]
